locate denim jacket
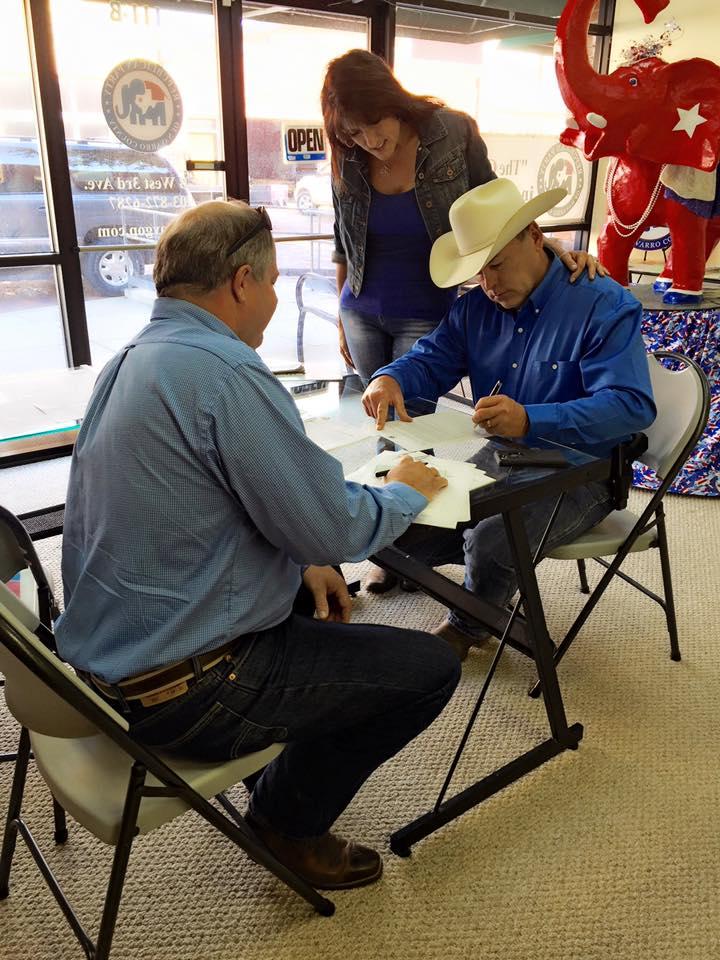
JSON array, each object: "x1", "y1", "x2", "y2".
[{"x1": 331, "y1": 107, "x2": 496, "y2": 296}]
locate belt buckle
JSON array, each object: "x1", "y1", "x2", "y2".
[{"x1": 138, "y1": 679, "x2": 190, "y2": 708}]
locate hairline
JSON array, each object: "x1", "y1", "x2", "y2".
[{"x1": 154, "y1": 201, "x2": 274, "y2": 297}]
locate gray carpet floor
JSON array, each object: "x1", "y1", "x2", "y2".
[{"x1": 1, "y1": 459, "x2": 719, "y2": 960}]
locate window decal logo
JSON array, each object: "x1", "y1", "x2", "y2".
[
  {"x1": 102, "y1": 59, "x2": 182, "y2": 153},
  {"x1": 537, "y1": 144, "x2": 584, "y2": 218}
]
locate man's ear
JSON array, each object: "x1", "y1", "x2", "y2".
[
  {"x1": 230, "y1": 264, "x2": 252, "y2": 302},
  {"x1": 528, "y1": 222, "x2": 544, "y2": 249}
]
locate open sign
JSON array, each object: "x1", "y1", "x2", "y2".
[{"x1": 283, "y1": 123, "x2": 326, "y2": 163}]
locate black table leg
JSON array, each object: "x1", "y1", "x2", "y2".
[
  {"x1": 389, "y1": 504, "x2": 583, "y2": 855},
  {"x1": 390, "y1": 721, "x2": 583, "y2": 856}
]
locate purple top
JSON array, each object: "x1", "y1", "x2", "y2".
[{"x1": 340, "y1": 187, "x2": 457, "y2": 320}]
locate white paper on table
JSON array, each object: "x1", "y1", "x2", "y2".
[
  {"x1": 378, "y1": 409, "x2": 488, "y2": 451},
  {"x1": 345, "y1": 451, "x2": 496, "y2": 529},
  {"x1": 303, "y1": 416, "x2": 374, "y2": 451}
]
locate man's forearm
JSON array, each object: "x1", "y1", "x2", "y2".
[{"x1": 525, "y1": 390, "x2": 656, "y2": 447}]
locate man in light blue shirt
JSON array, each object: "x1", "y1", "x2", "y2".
[
  {"x1": 363, "y1": 179, "x2": 656, "y2": 659},
  {"x1": 56, "y1": 200, "x2": 459, "y2": 891}
]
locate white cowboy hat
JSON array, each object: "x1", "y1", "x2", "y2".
[{"x1": 429, "y1": 178, "x2": 567, "y2": 289}]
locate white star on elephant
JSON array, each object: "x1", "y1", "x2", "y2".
[{"x1": 673, "y1": 103, "x2": 708, "y2": 138}]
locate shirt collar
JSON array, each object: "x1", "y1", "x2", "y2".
[
  {"x1": 149, "y1": 297, "x2": 240, "y2": 340},
  {"x1": 524, "y1": 250, "x2": 565, "y2": 315}
]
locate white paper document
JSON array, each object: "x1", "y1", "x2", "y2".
[
  {"x1": 303, "y1": 416, "x2": 375, "y2": 451},
  {"x1": 345, "y1": 451, "x2": 496, "y2": 529},
  {"x1": 378, "y1": 409, "x2": 488, "y2": 451}
]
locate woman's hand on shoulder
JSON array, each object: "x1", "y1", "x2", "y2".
[
  {"x1": 546, "y1": 238, "x2": 608, "y2": 283},
  {"x1": 564, "y1": 250, "x2": 608, "y2": 282}
]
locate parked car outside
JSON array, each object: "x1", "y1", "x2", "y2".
[
  {"x1": 294, "y1": 161, "x2": 332, "y2": 213},
  {"x1": 0, "y1": 137, "x2": 194, "y2": 295},
  {"x1": 249, "y1": 180, "x2": 289, "y2": 207}
]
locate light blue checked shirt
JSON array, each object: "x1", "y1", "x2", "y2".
[{"x1": 55, "y1": 298, "x2": 426, "y2": 682}]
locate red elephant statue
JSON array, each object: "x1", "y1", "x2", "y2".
[{"x1": 555, "y1": 0, "x2": 720, "y2": 304}]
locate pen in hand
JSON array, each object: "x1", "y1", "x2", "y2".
[{"x1": 474, "y1": 380, "x2": 503, "y2": 433}]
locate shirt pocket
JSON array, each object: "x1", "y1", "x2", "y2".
[{"x1": 532, "y1": 359, "x2": 582, "y2": 400}]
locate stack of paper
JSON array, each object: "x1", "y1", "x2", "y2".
[{"x1": 345, "y1": 450, "x2": 496, "y2": 529}]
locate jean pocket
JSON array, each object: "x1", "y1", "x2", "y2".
[
  {"x1": 156, "y1": 700, "x2": 287, "y2": 762},
  {"x1": 428, "y1": 147, "x2": 466, "y2": 184}
]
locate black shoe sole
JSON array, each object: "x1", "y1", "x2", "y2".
[{"x1": 365, "y1": 573, "x2": 399, "y2": 594}]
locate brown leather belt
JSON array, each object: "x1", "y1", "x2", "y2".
[{"x1": 88, "y1": 637, "x2": 240, "y2": 708}]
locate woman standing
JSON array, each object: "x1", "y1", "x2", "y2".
[{"x1": 321, "y1": 49, "x2": 599, "y2": 592}]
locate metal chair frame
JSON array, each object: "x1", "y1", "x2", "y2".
[
  {"x1": 0, "y1": 504, "x2": 67, "y2": 842},
  {"x1": 0, "y1": 605, "x2": 334, "y2": 960},
  {"x1": 530, "y1": 350, "x2": 711, "y2": 698}
]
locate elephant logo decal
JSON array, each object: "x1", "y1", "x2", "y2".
[{"x1": 101, "y1": 60, "x2": 183, "y2": 153}]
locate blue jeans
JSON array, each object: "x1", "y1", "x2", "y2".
[
  {"x1": 340, "y1": 307, "x2": 438, "y2": 452},
  {"x1": 396, "y1": 443, "x2": 613, "y2": 639},
  {"x1": 124, "y1": 596, "x2": 460, "y2": 838},
  {"x1": 339, "y1": 307, "x2": 438, "y2": 390}
]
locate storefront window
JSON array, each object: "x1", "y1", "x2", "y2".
[
  {"x1": 0, "y1": 2, "x2": 68, "y2": 379},
  {"x1": 395, "y1": 5, "x2": 596, "y2": 226},
  {"x1": 0, "y1": 266, "x2": 67, "y2": 375},
  {"x1": 242, "y1": 4, "x2": 369, "y2": 371},
  {"x1": 49, "y1": 0, "x2": 224, "y2": 358},
  {"x1": 0, "y1": 2, "x2": 53, "y2": 257}
]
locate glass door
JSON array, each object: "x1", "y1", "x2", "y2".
[
  {"x1": 242, "y1": 3, "x2": 369, "y2": 375},
  {"x1": 0, "y1": 1, "x2": 69, "y2": 376},
  {"x1": 49, "y1": 0, "x2": 225, "y2": 366}
]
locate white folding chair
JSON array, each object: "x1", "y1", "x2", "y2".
[
  {"x1": 0, "y1": 583, "x2": 333, "y2": 960},
  {"x1": 530, "y1": 351, "x2": 710, "y2": 697},
  {"x1": 0, "y1": 504, "x2": 67, "y2": 842}
]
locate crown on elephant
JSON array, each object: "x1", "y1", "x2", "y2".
[{"x1": 619, "y1": 18, "x2": 681, "y2": 67}]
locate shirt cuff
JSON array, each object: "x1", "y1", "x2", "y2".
[
  {"x1": 382, "y1": 481, "x2": 429, "y2": 518},
  {"x1": 523, "y1": 402, "x2": 559, "y2": 442},
  {"x1": 331, "y1": 250, "x2": 347, "y2": 264}
]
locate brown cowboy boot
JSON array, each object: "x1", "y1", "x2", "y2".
[
  {"x1": 246, "y1": 813, "x2": 383, "y2": 890},
  {"x1": 431, "y1": 620, "x2": 489, "y2": 662}
]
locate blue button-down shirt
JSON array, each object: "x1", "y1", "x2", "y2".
[
  {"x1": 374, "y1": 255, "x2": 656, "y2": 458},
  {"x1": 55, "y1": 298, "x2": 426, "y2": 682}
]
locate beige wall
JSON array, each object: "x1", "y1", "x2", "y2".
[
  {"x1": 610, "y1": 0, "x2": 717, "y2": 69},
  {"x1": 589, "y1": 0, "x2": 720, "y2": 269}
]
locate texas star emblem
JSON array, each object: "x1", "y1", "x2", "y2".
[{"x1": 672, "y1": 103, "x2": 708, "y2": 139}]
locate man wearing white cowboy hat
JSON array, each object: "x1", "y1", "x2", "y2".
[{"x1": 362, "y1": 178, "x2": 656, "y2": 660}]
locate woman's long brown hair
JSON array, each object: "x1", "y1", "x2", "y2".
[{"x1": 321, "y1": 49, "x2": 444, "y2": 183}]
